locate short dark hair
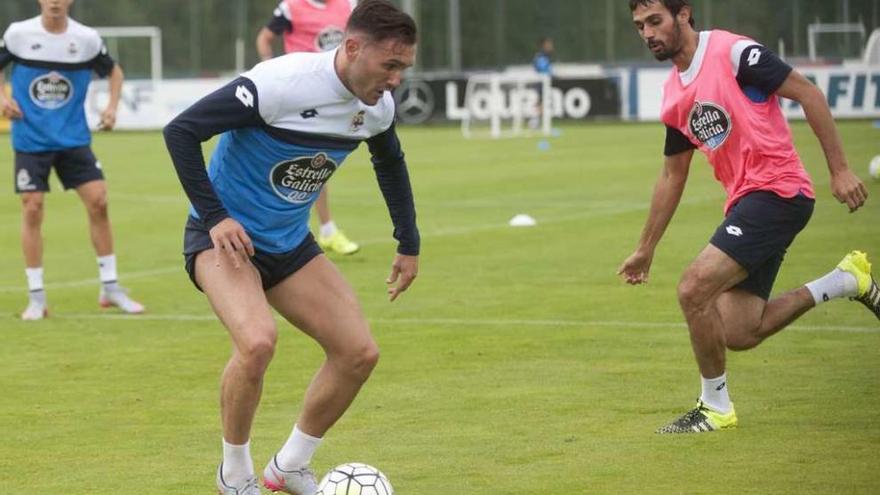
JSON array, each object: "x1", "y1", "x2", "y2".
[
  {"x1": 347, "y1": 0, "x2": 418, "y2": 45},
  {"x1": 629, "y1": 0, "x2": 696, "y2": 28}
]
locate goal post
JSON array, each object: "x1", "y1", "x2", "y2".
[
  {"x1": 807, "y1": 22, "x2": 866, "y2": 61},
  {"x1": 461, "y1": 72, "x2": 552, "y2": 139},
  {"x1": 95, "y1": 26, "x2": 163, "y2": 81}
]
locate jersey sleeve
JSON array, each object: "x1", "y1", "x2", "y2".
[
  {"x1": 664, "y1": 125, "x2": 696, "y2": 156},
  {"x1": 90, "y1": 42, "x2": 116, "y2": 78},
  {"x1": 266, "y1": 1, "x2": 293, "y2": 35},
  {"x1": 0, "y1": 26, "x2": 17, "y2": 70},
  {"x1": 0, "y1": 39, "x2": 12, "y2": 70},
  {"x1": 731, "y1": 41, "x2": 793, "y2": 99},
  {"x1": 163, "y1": 77, "x2": 266, "y2": 229},
  {"x1": 366, "y1": 123, "x2": 420, "y2": 256}
]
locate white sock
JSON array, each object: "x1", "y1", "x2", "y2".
[
  {"x1": 319, "y1": 221, "x2": 338, "y2": 239},
  {"x1": 25, "y1": 267, "x2": 44, "y2": 292},
  {"x1": 222, "y1": 439, "x2": 254, "y2": 486},
  {"x1": 700, "y1": 373, "x2": 731, "y2": 413},
  {"x1": 805, "y1": 268, "x2": 858, "y2": 306},
  {"x1": 276, "y1": 424, "x2": 322, "y2": 471},
  {"x1": 97, "y1": 254, "x2": 119, "y2": 289}
]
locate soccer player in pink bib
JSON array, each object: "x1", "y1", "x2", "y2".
[
  {"x1": 256, "y1": 0, "x2": 361, "y2": 256},
  {"x1": 621, "y1": 0, "x2": 878, "y2": 434}
]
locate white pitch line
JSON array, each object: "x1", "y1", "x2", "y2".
[
  {"x1": 45, "y1": 313, "x2": 879, "y2": 334},
  {"x1": 0, "y1": 195, "x2": 717, "y2": 293}
]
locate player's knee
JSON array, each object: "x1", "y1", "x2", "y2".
[
  {"x1": 85, "y1": 194, "x2": 109, "y2": 219},
  {"x1": 677, "y1": 274, "x2": 710, "y2": 312},
  {"x1": 725, "y1": 324, "x2": 762, "y2": 351},
  {"x1": 237, "y1": 325, "x2": 278, "y2": 374},
  {"x1": 21, "y1": 195, "x2": 44, "y2": 222},
  {"x1": 343, "y1": 339, "x2": 380, "y2": 381}
]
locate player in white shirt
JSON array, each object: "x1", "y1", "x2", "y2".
[{"x1": 164, "y1": 1, "x2": 419, "y2": 493}]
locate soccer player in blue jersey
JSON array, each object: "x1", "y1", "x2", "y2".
[
  {"x1": 164, "y1": 1, "x2": 419, "y2": 493},
  {"x1": 256, "y1": 0, "x2": 363, "y2": 256},
  {"x1": 0, "y1": 0, "x2": 144, "y2": 320},
  {"x1": 532, "y1": 36, "x2": 554, "y2": 76}
]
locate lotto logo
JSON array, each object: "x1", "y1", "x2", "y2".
[
  {"x1": 235, "y1": 85, "x2": 254, "y2": 108},
  {"x1": 726, "y1": 225, "x2": 743, "y2": 237}
]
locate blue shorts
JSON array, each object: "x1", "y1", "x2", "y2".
[
  {"x1": 709, "y1": 191, "x2": 814, "y2": 300},
  {"x1": 14, "y1": 146, "x2": 104, "y2": 193},
  {"x1": 183, "y1": 216, "x2": 323, "y2": 292}
]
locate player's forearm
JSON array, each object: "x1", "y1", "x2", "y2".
[
  {"x1": 163, "y1": 121, "x2": 229, "y2": 228},
  {"x1": 106, "y1": 64, "x2": 124, "y2": 111},
  {"x1": 0, "y1": 72, "x2": 8, "y2": 104},
  {"x1": 636, "y1": 166, "x2": 688, "y2": 253},
  {"x1": 799, "y1": 85, "x2": 849, "y2": 176},
  {"x1": 256, "y1": 29, "x2": 275, "y2": 61},
  {"x1": 374, "y1": 159, "x2": 420, "y2": 256}
]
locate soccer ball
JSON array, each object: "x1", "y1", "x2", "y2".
[
  {"x1": 316, "y1": 463, "x2": 393, "y2": 495},
  {"x1": 870, "y1": 155, "x2": 880, "y2": 180}
]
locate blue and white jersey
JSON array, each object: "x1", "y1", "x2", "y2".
[
  {"x1": 0, "y1": 16, "x2": 115, "y2": 152},
  {"x1": 165, "y1": 49, "x2": 419, "y2": 255}
]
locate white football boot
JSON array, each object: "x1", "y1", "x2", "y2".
[
  {"x1": 98, "y1": 285, "x2": 145, "y2": 314},
  {"x1": 216, "y1": 464, "x2": 261, "y2": 495},
  {"x1": 263, "y1": 455, "x2": 319, "y2": 495}
]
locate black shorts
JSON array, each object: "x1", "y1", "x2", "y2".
[
  {"x1": 14, "y1": 146, "x2": 104, "y2": 193},
  {"x1": 709, "y1": 190, "x2": 814, "y2": 300},
  {"x1": 183, "y1": 216, "x2": 323, "y2": 292}
]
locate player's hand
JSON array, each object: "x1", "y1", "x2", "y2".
[
  {"x1": 1, "y1": 98, "x2": 23, "y2": 120},
  {"x1": 209, "y1": 218, "x2": 254, "y2": 269},
  {"x1": 98, "y1": 107, "x2": 117, "y2": 131},
  {"x1": 617, "y1": 249, "x2": 653, "y2": 285},
  {"x1": 830, "y1": 168, "x2": 868, "y2": 213},
  {"x1": 386, "y1": 254, "x2": 418, "y2": 302}
]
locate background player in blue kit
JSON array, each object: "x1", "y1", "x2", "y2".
[
  {"x1": 164, "y1": 1, "x2": 419, "y2": 493},
  {"x1": 0, "y1": 0, "x2": 144, "y2": 320}
]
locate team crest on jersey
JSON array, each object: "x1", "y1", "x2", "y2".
[
  {"x1": 316, "y1": 26, "x2": 345, "y2": 52},
  {"x1": 350, "y1": 110, "x2": 366, "y2": 132},
  {"x1": 29, "y1": 71, "x2": 73, "y2": 110},
  {"x1": 68, "y1": 42, "x2": 78, "y2": 55},
  {"x1": 270, "y1": 152, "x2": 338, "y2": 204},
  {"x1": 688, "y1": 101, "x2": 731, "y2": 150}
]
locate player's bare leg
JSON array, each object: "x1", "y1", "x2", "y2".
[
  {"x1": 315, "y1": 186, "x2": 359, "y2": 256},
  {"x1": 196, "y1": 249, "x2": 275, "y2": 493},
  {"x1": 314, "y1": 187, "x2": 332, "y2": 227},
  {"x1": 657, "y1": 245, "x2": 746, "y2": 433},
  {"x1": 77, "y1": 180, "x2": 144, "y2": 313},
  {"x1": 676, "y1": 245, "x2": 748, "y2": 379},
  {"x1": 76, "y1": 180, "x2": 112, "y2": 255},
  {"x1": 20, "y1": 192, "x2": 47, "y2": 320},
  {"x1": 718, "y1": 287, "x2": 814, "y2": 351},
  {"x1": 262, "y1": 254, "x2": 378, "y2": 493}
]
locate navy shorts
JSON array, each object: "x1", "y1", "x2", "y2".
[
  {"x1": 14, "y1": 146, "x2": 104, "y2": 193},
  {"x1": 709, "y1": 190, "x2": 814, "y2": 300},
  {"x1": 183, "y1": 216, "x2": 323, "y2": 292}
]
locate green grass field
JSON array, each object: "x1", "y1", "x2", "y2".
[{"x1": 0, "y1": 121, "x2": 878, "y2": 494}]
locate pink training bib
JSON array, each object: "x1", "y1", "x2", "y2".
[
  {"x1": 281, "y1": 0, "x2": 353, "y2": 54},
  {"x1": 661, "y1": 30, "x2": 814, "y2": 214}
]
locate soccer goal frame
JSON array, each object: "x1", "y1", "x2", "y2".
[
  {"x1": 95, "y1": 26, "x2": 163, "y2": 81},
  {"x1": 460, "y1": 72, "x2": 552, "y2": 139},
  {"x1": 807, "y1": 22, "x2": 866, "y2": 61}
]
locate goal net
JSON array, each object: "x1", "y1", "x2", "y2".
[{"x1": 461, "y1": 72, "x2": 552, "y2": 139}]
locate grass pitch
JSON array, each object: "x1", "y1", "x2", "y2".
[{"x1": 0, "y1": 121, "x2": 878, "y2": 494}]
